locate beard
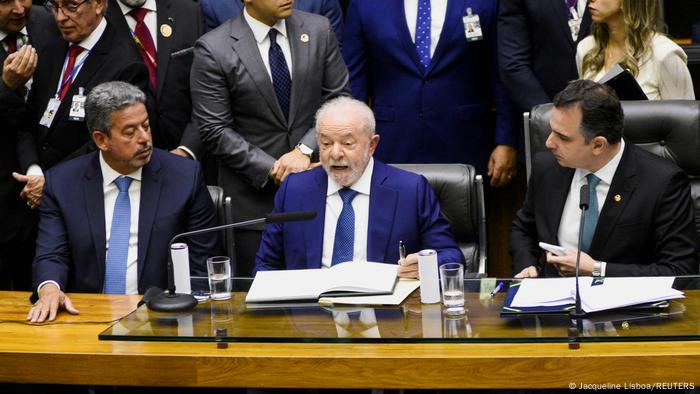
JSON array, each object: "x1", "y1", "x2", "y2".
[
  {"x1": 322, "y1": 147, "x2": 371, "y2": 187},
  {"x1": 119, "y1": 0, "x2": 147, "y2": 7}
]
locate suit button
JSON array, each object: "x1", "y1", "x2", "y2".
[{"x1": 41, "y1": 144, "x2": 48, "y2": 151}]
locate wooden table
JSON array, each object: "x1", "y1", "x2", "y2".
[{"x1": 1, "y1": 291, "x2": 699, "y2": 389}]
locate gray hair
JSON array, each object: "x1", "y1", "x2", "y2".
[
  {"x1": 86, "y1": 81, "x2": 146, "y2": 135},
  {"x1": 314, "y1": 96, "x2": 375, "y2": 136}
]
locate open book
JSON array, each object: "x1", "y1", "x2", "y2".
[{"x1": 245, "y1": 262, "x2": 399, "y2": 303}]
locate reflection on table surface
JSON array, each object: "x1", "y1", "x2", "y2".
[{"x1": 99, "y1": 276, "x2": 700, "y2": 343}]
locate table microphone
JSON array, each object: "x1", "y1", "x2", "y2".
[
  {"x1": 145, "y1": 211, "x2": 317, "y2": 312},
  {"x1": 571, "y1": 184, "x2": 589, "y2": 320}
]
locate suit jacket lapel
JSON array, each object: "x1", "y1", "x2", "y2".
[
  {"x1": 137, "y1": 153, "x2": 162, "y2": 284},
  {"x1": 550, "y1": 0, "x2": 576, "y2": 49},
  {"x1": 230, "y1": 17, "x2": 286, "y2": 125},
  {"x1": 303, "y1": 170, "x2": 327, "y2": 268},
  {"x1": 83, "y1": 153, "x2": 107, "y2": 289},
  {"x1": 367, "y1": 162, "x2": 398, "y2": 263},
  {"x1": 390, "y1": 0, "x2": 424, "y2": 74},
  {"x1": 426, "y1": 0, "x2": 461, "y2": 75},
  {"x1": 286, "y1": 14, "x2": 308, "y2": 128},
  {"x1": 155, "y1": 0, "x2": 174, "y2": 97},
  {"x1": 589, "y1": 143, "x2": 637, "y2": 255},
  {"x1": 545, "y1": 165, "x2": 575, "y2": 242}
]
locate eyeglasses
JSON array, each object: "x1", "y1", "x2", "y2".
[{"x1": 45, "y1": 0, "x2": 90, "y2": 15}]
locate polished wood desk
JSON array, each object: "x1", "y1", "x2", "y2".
[{"x1": 1, "y1": 289, "x2": 699, "y2": 389}]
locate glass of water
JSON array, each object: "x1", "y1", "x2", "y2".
[
  {"x1": 207, "y1": 256, "x2": 231, "y2": 301},
  {"x1": 439, "y1": 263, "x2": 465, "y2": 315}
]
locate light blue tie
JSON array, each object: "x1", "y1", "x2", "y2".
[
  {"x1": 104, "y1": 176, "x2": 133, "y2": 294},
  {"x1": 581, "y1": 173, "x2": 601, "y2": 253},
  {"x1": 331, "y1": 188, "x2": 359, "y2": 266},
  {"x1": 415, "y1": 0, "x2": 431, "y2": 69}
]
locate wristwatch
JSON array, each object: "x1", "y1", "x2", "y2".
[
  {"x1": 592, "y1": 261, "x2": 602, "y2": 277},
  {"x1": 295, "y1": 143, "x2": 313, "y2": 159}
]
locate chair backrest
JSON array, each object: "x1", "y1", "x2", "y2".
[
  {"x1": 524, "y1": 100, "x2": 700, "y2": 247},
  {"x1": 390, "y1": 164, "x2": 487, "y2": 276},
  {"x1": 207, "y1": 185, "x2": 236, "y2": 276},
  {"x1": 681, "y1": 44, "x2": 699, "y2": 100}
]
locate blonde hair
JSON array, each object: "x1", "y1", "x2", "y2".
[{"x1": 581, "y1": 0, "x2": 661, "y2": 77}]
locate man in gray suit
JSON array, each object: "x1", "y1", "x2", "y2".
[{"x1": 190, "y1": 0, "x2": 349, "y2": 276}]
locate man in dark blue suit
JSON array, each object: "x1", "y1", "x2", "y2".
[
  {"x1": 343, "y1": 0, "x2": 516, "y2": 187},
  {"x1": 199, "y1": 0, "x2": 343, "y2": 46},
  {"x1": 27, "y1": 81, "x2": 220, "y2": 323},
  {"x1": 255, "y1": 97, "x2": 464, "y2": 276},
  {"x1": 498, "y1": 0, "x2": 591, "y2": 116}
]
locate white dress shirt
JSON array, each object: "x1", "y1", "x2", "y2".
[
  {"x1": 322, "y1": 158, "x2": 375, "y2": 268},
  {"x1": 100, "y1": 153, "x2": 142, "y2": 295},
  {"x1": 243, "y1": 7, "x2": 293, "y2": 81},
  {"x1": 557, "y1": 140, "x2": 625, "y2": 275},
  {"x1": 404, "y1": 0, "x2": 448, "y2": 57},
  {"x1": 117, "y1": 0, "x2": 158, "y2": 51}
]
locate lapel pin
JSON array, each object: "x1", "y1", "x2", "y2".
[
  {"x1": 160, "y1": 24, "x2": 173, "y2": 38},
  {"x1": 300, "y1": 33, "x2": 309, "y2": 43},
  {"x1": 614, "y1": 194, "x2": 622, "y2": 202}
]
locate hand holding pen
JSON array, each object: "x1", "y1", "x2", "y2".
[{"x1": 397, "y1": 241, "x2": 419, "y2": 279}]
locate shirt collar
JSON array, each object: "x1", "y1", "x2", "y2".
[
  {"x1": 327, "y1": 157, "x2": 374, "y2": 197},
  {"x1": 574, "y1": 139, "x2": 625, "y2": 185},
  {"x1": 243, "y1": 6, "x2": 288, "y2": 44},
  {"x1": 100, "y1": 151, "x2": 143, "y2": 187},
  {"x1": 117, "y1": 0, "x2": 157, "y2": 17},
  {"x1": 74, "y1": 17, "x2": 107, "y2": 50},
  {"x1": 0, "y1": 27, "x2": 28, "y2": 43}
]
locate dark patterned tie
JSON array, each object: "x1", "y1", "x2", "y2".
[
  {"x1": 104, "y1": 176, "x2": 133, "y2": 294},
  {"x1": 268, "y1": 29, "x2": 291, "y2": 120},
  {"x1": 128, "y1": 7, "x2": 158, "y2": 89},
  {"x1": 331, "y1": 188, "x2": 359, "y2": 266},
  {"x1": 3, "y1": 33, "x2": 18, "y2": 54},
  {"x1": 581, "y1": 174, "x2": 601, "y2": 253},
  {"x1": 415, "y1": 0, "x2": 431, "y2": 69}
]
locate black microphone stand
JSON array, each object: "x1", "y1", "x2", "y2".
[
  {"x1": 569, "y1": 184, "x2": 589, "y2": 348},
  {"x1": 146, "y1": 212, "x2": 317, "y2": 312}
]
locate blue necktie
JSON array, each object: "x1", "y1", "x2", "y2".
[
  {"x1": 268, "y1": 29, "x2": 291, "y2": 120},
  {"x1": 581, "y1": 173, "x2": 601, "y2": 253},
  {"x1": 331, "y1": 188, "x2": 359, "y2": 266},
  {"x1": 104, "y1": 176, "x2": 133, "y2": 294},
  {"x1": 415, "y1": 0, "x2": 431, "y2": 69}
]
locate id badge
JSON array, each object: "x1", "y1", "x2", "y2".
[
  {"x1": 462, "y1": 7, "x2": 483, "y2": 42},
  {"x1": 40, "y1": 97, "x2": 61, "y2": 128},
  {"x1": 68, "y1": 87, "x2": 86, "y2": 122},
  {"x1": 568, "y1": 17, "x2": 582, "y2": 42}
]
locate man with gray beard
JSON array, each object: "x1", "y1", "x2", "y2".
[{"x1": 254, "y1": 96, "x2": 464, "y2": 276}]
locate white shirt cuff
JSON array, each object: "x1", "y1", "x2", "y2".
[
  {"x1": 177, "y1": 146, "x2": 196, "y2": 161},
  {"x1": 26, "y1": 164, "x2": 44, "y2": 177},
  {"x1": 38, "y1": 280, "x2": 60, "y2": 293}
]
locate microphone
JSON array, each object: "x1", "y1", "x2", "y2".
[
  {"x1": 145, "y1": 211, "x2": 317, "y2": 312},
  {"x1": 570, "y1": 184, "x2": 589, "y2": 320}
]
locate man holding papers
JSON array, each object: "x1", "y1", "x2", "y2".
[
  {"x1": 510, "y1": 80, "x2": 698, "y2": 278},
  {"x1": 254, "y1": 96, "x2": 464, "y2": 277}
]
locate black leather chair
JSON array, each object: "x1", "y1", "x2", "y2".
[
  {"x1": 524, "y1": 100, "x2": 700, "y2": 247},
  {"x1": 391, "y1": 164, "x2": 487, "y2": 276},
  {"x1": 207, "y1": 185, "x2": 236, "y2": 276}
]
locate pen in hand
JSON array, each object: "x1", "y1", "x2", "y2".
[
  {"x1": 399, "y1": 240, "x2": 406, "y2": 264},
  {"x1": 490, "y1": 282, "x2": 504, "y2": 298}
]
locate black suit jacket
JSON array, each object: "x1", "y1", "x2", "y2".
[
  {"x1": 498, "y1": 0, "x2": 592, "y2": 114},
  {"x1": 16, "y1": 19, "x2": 150, "y2": 172},
  {"x1": 0, "y1": 6, "x2": 59, "y2": 242},
  {"x1": 105, "y1": 0, "x2": 205, "y2": 155},
  {"x1": 510, "y1": 143, "x2": 699, "y2": 277}
]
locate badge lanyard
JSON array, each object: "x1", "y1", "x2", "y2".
[
  {"x1": 130, "y1": 30, "x2": 157, "y2": 68},
  {"x1": 54, "y1": 47, "x2": 92, "y2": 99}
]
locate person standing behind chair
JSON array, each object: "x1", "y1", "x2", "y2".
[
  {"x1": 27, "y1": 81, "x2": 219, "y2": 323},
  {"x1": 499, "y1": 0, "x2": 592, "y2": 117},
  {"x1": 343, "y1": 0, "x2": 516, "y2": 187},
  {"x1": 190, "y1": 0, "x2": 349, "y2": 277},
  {"x1": 105, "y1": 0, "x2": 206, "y2": 158},
  {"x1": 0, "y1": 1, "x2": 58, "y2": 290},
  {"x1": 199, "y1": 0, "x2": 344, "y2": 48},
  {"x1": 577, "y1": 0, "x2": 695, "y2": 100}
]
